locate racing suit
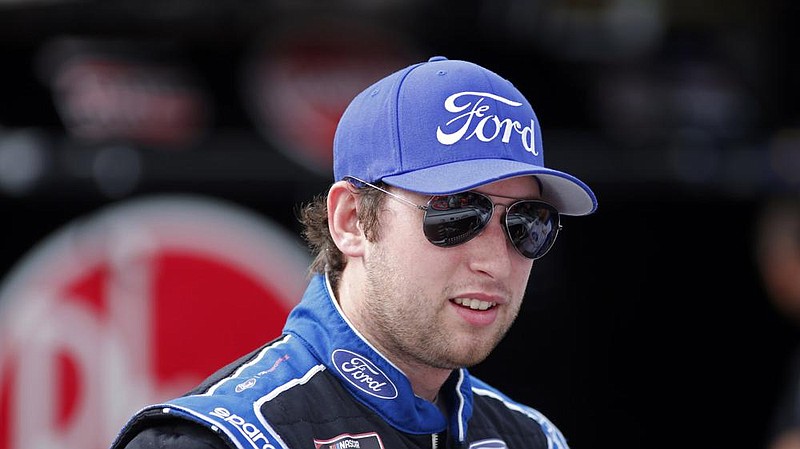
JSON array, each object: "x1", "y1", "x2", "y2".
[{"x1": 109, "y1": 273, "x2": 569, "y2": 449}]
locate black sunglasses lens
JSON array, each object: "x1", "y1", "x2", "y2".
[
  {"x1": 423, "y1": 193, "x2": 493, "y2": 247},
  {"x1": 506, "y1": 202, "x2": 560, "y2": 259}
]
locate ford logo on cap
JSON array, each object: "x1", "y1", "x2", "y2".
[{"x1": 331, "y1": 349, "x2": 398, "y2": 399}]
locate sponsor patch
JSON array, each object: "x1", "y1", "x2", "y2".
[
  {"x1": 331, "y1": 349, "x2": 398, "y2": 399},
  {"x1": 234, "y1": 354, "x2": 290, "y2": 393},
  {"x1": 314, "y1": 432, "x2": 384, "y2": 449}
]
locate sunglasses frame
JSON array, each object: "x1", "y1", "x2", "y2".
[{"x1": 344, "y1": 176, "x2": 562, "y2": 260}]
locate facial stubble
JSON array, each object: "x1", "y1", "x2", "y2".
[{"x1": 360, "y1": 244, "x2": 521, "y2": 371}]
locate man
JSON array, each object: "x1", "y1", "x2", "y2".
[{"x1": 109, "y1": 56, "x2": 598, "y2": 449}]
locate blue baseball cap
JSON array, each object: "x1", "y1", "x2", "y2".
[{"x1": 333, "y1": 56, "x2": 597, "y2": 216}]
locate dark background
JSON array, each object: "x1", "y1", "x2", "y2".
[{"x1": 2, "y1": 1, "x2": 800, "y2": 448}]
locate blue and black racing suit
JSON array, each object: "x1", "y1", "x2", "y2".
[{"x1": 109, "y1": 273, "x2": 569, "y2": 449}]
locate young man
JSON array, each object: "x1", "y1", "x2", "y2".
[{"x1": 109, "y1": 56, "x2": 598, "y2": 449}]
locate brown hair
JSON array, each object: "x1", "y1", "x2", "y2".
[{"x1": 297, "y1": 182, "x2": 387, "y2": 289}]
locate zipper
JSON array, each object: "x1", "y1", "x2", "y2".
[{"x1": 432, "y1": 432, "x2": 439, "y2": 449}]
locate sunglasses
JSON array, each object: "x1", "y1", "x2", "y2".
[{"x1": 345, "y1": 176, "x2": 562, "y2": 260}]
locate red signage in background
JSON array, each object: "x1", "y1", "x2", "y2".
[
  {"x1": 241, "y1": 19, "x2": 421, "y2": 175},
  {"x1": 0, "y1": 195, "x2": 310, "y2": 449},
  {"x1": 37, "y1": 37, "x2": 211, "y2": 148}
]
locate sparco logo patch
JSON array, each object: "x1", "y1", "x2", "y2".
[
  {"x1": 209, "y1": 407, "x2": 275, "y2": 449},
  {"x1": 314, "y1": 432, "x2": 385, "y2": 449},
  {"x1": 469, "y1": 438, "x2": 509, "y2": 449},
  {"x1": 331, "y1": 349, "x2": 398, "y2": 399},
  {"x1": 436, "y1": 91, "x2": 538, "y2": 156}
]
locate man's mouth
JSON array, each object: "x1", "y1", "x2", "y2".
[{"x1": 452, "y1": 298, "x2": 497, "y2": 311}]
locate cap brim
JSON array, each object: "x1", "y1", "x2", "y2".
[{"x1": 381, "y1": 159, "x2": 597, "y2": 216}]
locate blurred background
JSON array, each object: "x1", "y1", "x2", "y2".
[{"x1": 1, "y1": 1, "x2": 799, "y2": 448}]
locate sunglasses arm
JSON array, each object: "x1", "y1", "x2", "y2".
[{"x1": 344, "y1": 176, "x2": 429, "y2": 211}]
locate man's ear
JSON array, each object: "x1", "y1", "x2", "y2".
[{"x1": 327, "y1": 181, "x2": 366, "y2": 257}]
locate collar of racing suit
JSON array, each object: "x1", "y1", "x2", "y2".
[{"x1": 282, "y1": 273, "x2": 474, "y2": 443}]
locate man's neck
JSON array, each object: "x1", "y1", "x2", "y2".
[{"x1": 334, "y1": 280, "x2": 451, "y2": 402}]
